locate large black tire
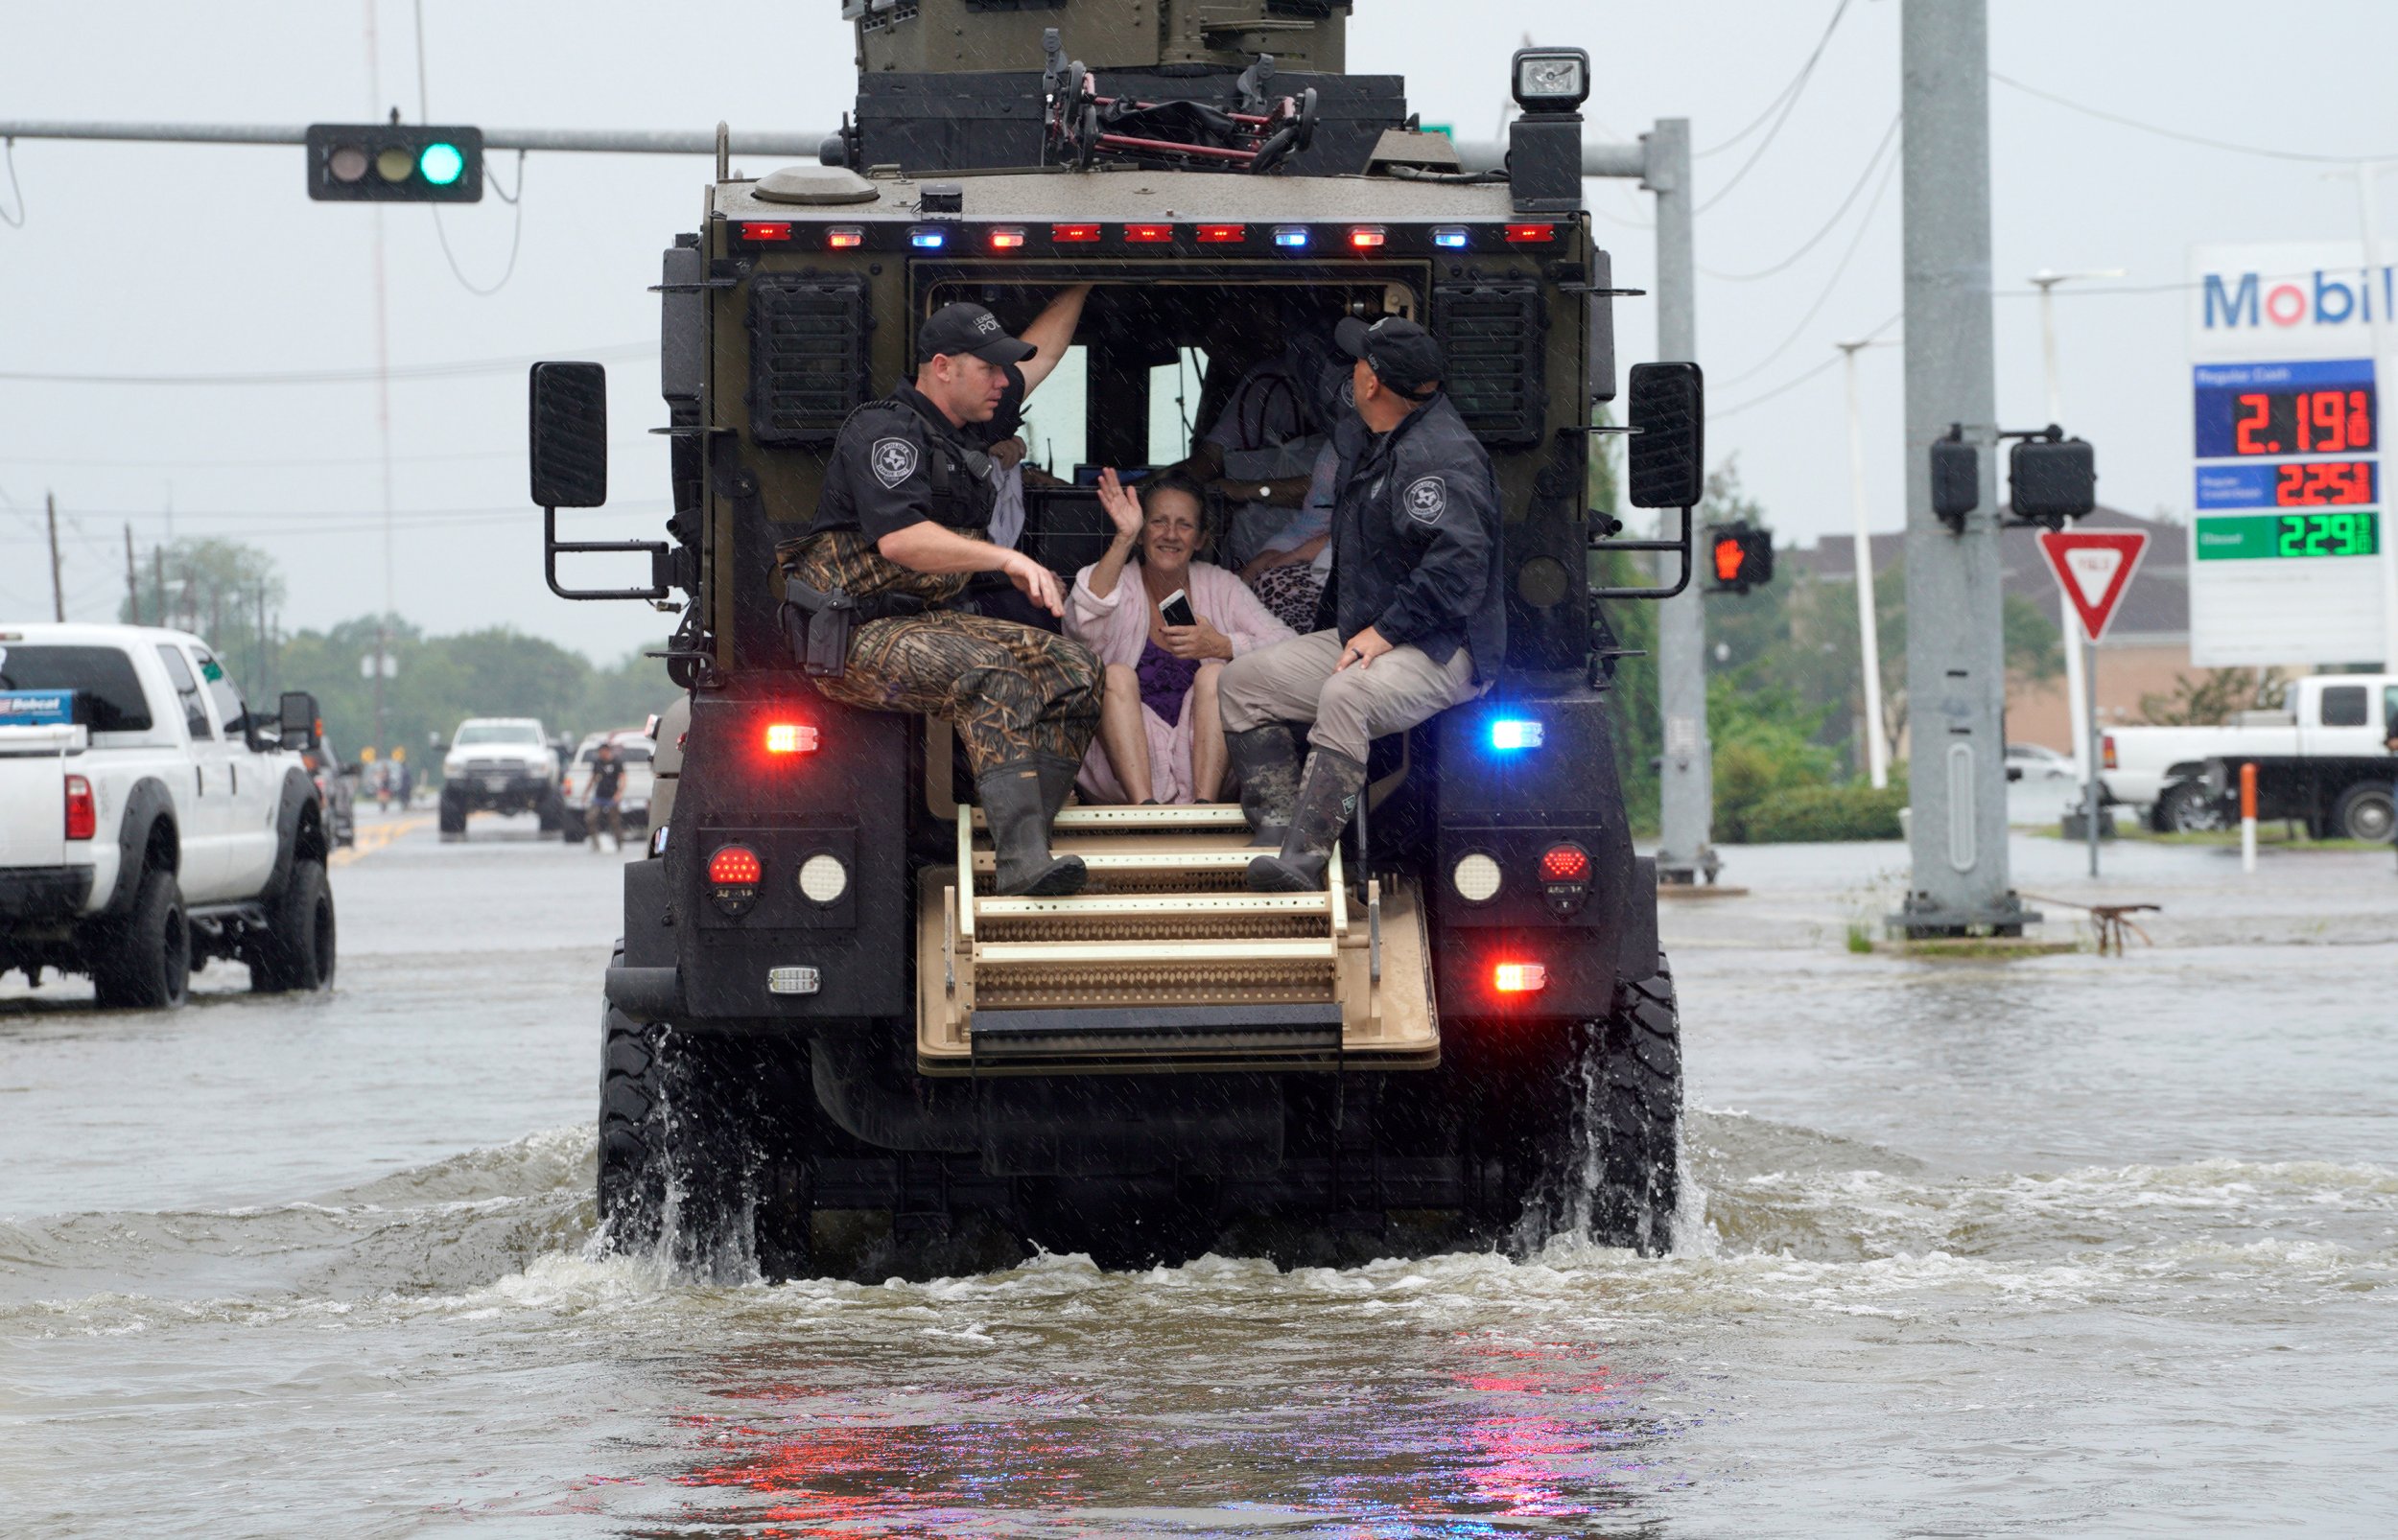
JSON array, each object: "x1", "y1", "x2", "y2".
[
  {"x1": 536, "y1": 787, "x2": 565, "y2": 835},
  {"x1": 2335, "y1": 782, "x2": 2396, "y2": 843},
  {"x1": 437, "y1": 784, "x2": 467, "y2": 839},
  {"x1": 598, "y1": 986, "x2": 671, "y2": 1254},
  {"x1": 2155, "y1": 782, "x2": 2228, "y2": 834},
  {"x1": 1582, "y1": 964, "x2": 1682, "y2": 1255},
  {"x1": 250, "y1": 860, "x2": 336, "y2": 993},
  {"x1": 91, "y1": 867, "x2": 190, "y2": 1011}
]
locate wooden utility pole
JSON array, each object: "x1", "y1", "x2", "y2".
[
  {"x1": 45, "y1": 493, "x2": 64, "y2": 621},
  {"x1": 124, "y1": 524, "x2": 140, "y2": 624},
  {"x1": 152, "y1": 547, "x2": 166, "y2": 630},
  {"x1": 255, "y1": 584, "x2": 270, "y2": 697}
]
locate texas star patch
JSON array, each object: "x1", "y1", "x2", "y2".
[
  {"x1": 1402, "y1": 474, "x2": 1448, "y2": 524},
  {"x1": 870, "y1": 436, "x2": 920, "y2": 489}
]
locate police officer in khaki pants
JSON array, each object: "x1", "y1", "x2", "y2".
[
  {"x1": 781, "y1": 293, "x2": 1101, "y2": 897},
  {"x1": 1218, "y1": 315, "x2": 1504, "y2": 892}
]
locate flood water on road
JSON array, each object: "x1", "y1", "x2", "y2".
[{"x1": 4, "y1": 812, "x2": 2394, "y2": 1536}]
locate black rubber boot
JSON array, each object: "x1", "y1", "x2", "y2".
[
  {"x1": 1245, "y1": 748, "x2": 1366, "y2": 893},
  {"x1": 978, "y1": 761, "x2": 1088, "y2": 897},
  {"x1": 1227, "y1": 725, "x2": 1303, "y2": 848},
  {"x1": 1032, "y1": 752, "x2": 1082, "y2": 826}
]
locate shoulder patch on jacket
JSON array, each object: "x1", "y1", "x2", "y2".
[
  {"x1": 1402, "y1": 474, "x2": 1447, "y2": 524},
  {"x1": 870, "y1": 436, "x2": 920, "y2": 489}
]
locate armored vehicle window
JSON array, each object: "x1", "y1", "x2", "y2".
[
  {"x1": 0, "y1": 644, "x2": 154, "y2": 733},
  {"x1": 154, "y1": 645, "x2": 211, "y2": 740}
]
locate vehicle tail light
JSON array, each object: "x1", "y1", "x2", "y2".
[
  {"x1": 2101, "y1": 735, "x2": 2117, "y2": 770},
  {"x1": 1493, "y1": 962, "x2": 1546, "y2": 993},
  {"x1": 1124, "y1": 223, "x2": 1175, "y2": 244},
  {"x1": 708, "y1": 844, "x2": 763, "y2": 918},
  {"x1": 1348, "y1": 226, "x2": 1386, "y2": 249},
  {"x1": 1503, "y1": 223, "x2": 1557, "y2": 244},
  {"x1": 741, "y1": 222, "x2": 792, "y2": 242},
  {"x1": 826, "y1": 226, "x2": 864, "y2": 249},
  {"x1": 764, "y1": 722, "x2": 819, "y2": 755},
  {"x1": 1539, "y1": 842, "x2": 1591, "y2": 917},
  {"x1": 1196, "y1": 223, "x2": 1246, "y2": 244},
  {"x1": 64, "y1": 775, "x2": 97, "y2": 841},
  {"x1": 1051, "y1": 222, "x2": 1101, "y2": 244},
  {"x1": 987, "y1": 226, "x2": 1025, "y2": 250}
]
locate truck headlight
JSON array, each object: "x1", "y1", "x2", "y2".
[{"x1": 1512, "y1": 47, "x2": 1589, "y2": 112}]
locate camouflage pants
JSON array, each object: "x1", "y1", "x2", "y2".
[{"x1": 816, "y1": 610, "x2": 1101, "y2": 775}]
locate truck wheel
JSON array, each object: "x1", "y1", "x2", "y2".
[
  {"x1": 598, "y1": 984, "x2": 671, "y2": 1254},
  {"x1": 437, "y1": 784, "x2": 467, "y2": 840},
  {"x1": 1584, "y1": 964, "x2": 1682, "y2": 1255},
  {"x1": 537, "y1": 788, "x2": 565, "y2": 835},
  {"x1": 561, "y1": 806, "x2": 588, "y2": 844},
  {"x1": 2335, "y1": 782, "x2": 2396, "y2": 843},
  {"x1": 91, "y1": 867, "x2": 190, "y2": 1011},
  {"x1": 2156, "y1": 782, "x2": 2227, "y2": 834},
  {"x1": 250, "y1": 860, "x2": 336, "y2": 993}
]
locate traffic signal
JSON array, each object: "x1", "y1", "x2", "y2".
[
  {"x1": 1707, "y1": 522, "x2": 1774, "y2": 595},
  {"x1": 306, "y1": 124, "x2": 482, "y2": 202},
  {"x1": 2009, "y1": 433, "x2": 2097, "y2": 527}
]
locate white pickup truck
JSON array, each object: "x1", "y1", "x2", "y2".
[
  {"x1": 0, "y1": 623, "x2": 336, "y2": 1008},
  {"x1": 2103, "y1": 673, "x2": 2397, "y2": 839}
]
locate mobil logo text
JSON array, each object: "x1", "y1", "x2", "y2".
[{"x1": 2202, "y1": 264, "x2": 2398, "y2": 331}]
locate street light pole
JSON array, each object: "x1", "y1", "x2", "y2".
[
  {"x1": 1838, "y1": 339, "x2": 1889, "y2": 789},
  {"x1": 2029, "y1": 268, "x2": 2123, "y2": 802}
]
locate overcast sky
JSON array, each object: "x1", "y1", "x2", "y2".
[{"x1": 4, "y1": 0, "x2": 2393, "y2": 661}]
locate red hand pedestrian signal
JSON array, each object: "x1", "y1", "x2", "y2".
[{"x1": 1705, "y1": 522, "x2": 1774, "y2": 594}]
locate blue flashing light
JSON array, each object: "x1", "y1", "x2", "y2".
[
  {"x1": 910, "y1": 227, "x2": 947, "y2": 249},
  {"x1": 1432, "y1": 226, "x2": 1469, "y2": 249},
  {"x1": 1490, "y1": 718, "x2": 1545, "y2": 752},
  {"x1": 1272, "y1": 225, "x2": 1310, "y2": 249}
]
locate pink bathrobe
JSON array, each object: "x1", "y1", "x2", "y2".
[{"x1": 1066, "y1": 560, "x2": 1295, "y2": 804}]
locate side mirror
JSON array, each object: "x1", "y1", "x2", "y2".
[
  {"x1": 278, "y1": 691, "x2": 320, "y2": 753},
  {"x1": 1627, "y1": 361, "x2": 1704, "y2": 509},
  {"x1": 529, "y1": 362, "x2": 608, "y2": 508}
]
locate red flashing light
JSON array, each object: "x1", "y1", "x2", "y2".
[
  {"x1": 826, "y1": 226, "x2": 864, "y2": 249},
  {"x1": 741, "y1": 222, "x2": 793, "y2": 242},
  {"x1": 709, "y1": 846, "x2": 763, "y2": 886},
  {"x1": 1493, "y1": 962, "x2": 1547, "y2": 993},
  {"x1": 1503, "y1": 223, "x2": 1557, "y2": 245},
  {"x1": 64, "y1": 774, "x2": 96, "y2": 841},
  {"x1": 1051, "y1": 223, "x2": 1102, "y2": 244},
  {"x1": 1124, "y1": 223, "x2": 1176, "y2": 244},
  {"x1": 1348, "y1": 226, "x2": 1387, "y2": 249},
  {"x1": 764, "y1": 722, "x2": 820, "y2": 756},
  {"x1": 988, "y1": 227, "x2": 1026, "y2": 250},
  {"x1": 1196, "y1": 223, "x2": 1247, "y2": 245},
  {"x1": 1540, "y1": 844, "x2": 1590, "y2": 883}
]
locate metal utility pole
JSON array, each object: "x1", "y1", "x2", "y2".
[
  {"x1": 1644, "y1": 118, "x2": 1714, "y2": 884},
  {"x1": 1837, "y1": 340, "x2": 1890, "y2": 789},
  {"x1": 123, "y1": 523, "x2": 139, "y2": 625},
  {"x1": 1893, "y1": 0, "x2": 2033, "y2": 936},
  {"x1": 45, "y1": 493, "x2": 64, "y2": 621},
  {"x1": 152, "y1": 547, "x2": 166, "y2": 629}
]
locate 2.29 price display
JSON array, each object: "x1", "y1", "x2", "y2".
[
  {"x1": 2274, "y1": 459, "x2": 2376, "y2": 505},
  {"x1": 2275, "y1": 510, "x2": 2379, "y2": 558}
]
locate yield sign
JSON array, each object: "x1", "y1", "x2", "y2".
[{"x1": 2036, "y1": 528, "x2": 2149, "y2": 643}]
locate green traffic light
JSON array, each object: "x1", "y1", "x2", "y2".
[{"x1": 418, "y1": 141, "x2": 466, "y2": 186}]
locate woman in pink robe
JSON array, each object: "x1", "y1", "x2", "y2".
[{"x1": 1068, "y1": 469, "x2": 1296, "y2": 804}]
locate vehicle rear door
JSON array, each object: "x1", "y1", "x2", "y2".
[
  {"x1": 194, "y1": 645, "x2": 280, "y2": 895},
  {"x1": 154, "y1": 643, "x2": 231, "y2": 899}
]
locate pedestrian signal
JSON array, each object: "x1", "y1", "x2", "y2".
[
  {"x1": 1706, "y1": 522, "x2": 1774, "y2": 595},
  {"x1": 306, "y1": 124, "x2": 483, "y2": 202}
]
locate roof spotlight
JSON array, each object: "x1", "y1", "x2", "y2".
[{"x1": 1512, "y1": 47, "x2": 1590, "y2": 113}]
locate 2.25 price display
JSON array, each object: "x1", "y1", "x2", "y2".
[
  {"x1": 2276, "y1": 510, "x2": 2379, "y2": 558},
  {"x1": 2274, "y1": 459, "x2": 2376, "y2": 505}
]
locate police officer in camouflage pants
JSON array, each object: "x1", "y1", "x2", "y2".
[{"x1": 782, "y1": 298, "x2": 1101, "y2": 897}]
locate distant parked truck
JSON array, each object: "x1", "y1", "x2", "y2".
[
  {"x1": 0, "y1": 623, "x2": 335, "y2": 1007},
  {"x1": 436, "y1": 716, "x2": 565, "y2": 839},
  {"x1": 2103, "y1": 673, "x2": 2397, "y2": 840}
]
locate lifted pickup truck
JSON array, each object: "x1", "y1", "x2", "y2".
[
  {"x1": 0, "y1": 623, "x2": 334, "y2": 1006},
  {"x1": 436, "y1": 716, "x2": 566, "y2": 838},
  {"x1": 2104, "y1": 673, "x2": 2397, "y2": 839}
]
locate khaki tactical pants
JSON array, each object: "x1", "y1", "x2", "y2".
[
  {"x1": 784, "y1": 528, "x2": 1102, "y2": 775},
  {"x1": 1218, "y1": 629, "x2": 1481, "y2": 763}
]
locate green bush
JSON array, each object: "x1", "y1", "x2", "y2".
[{"x1": 1741, "y1": 782, "x2": 1908, "y2": 844}]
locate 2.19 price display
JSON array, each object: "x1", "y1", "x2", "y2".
[{"x1": 2193, "y1": 365, "x2": 2377, "y2": 460}]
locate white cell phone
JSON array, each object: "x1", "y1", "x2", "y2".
[{"x1": 1159, "y1": 589, "x2": 1197, "y2": 628}]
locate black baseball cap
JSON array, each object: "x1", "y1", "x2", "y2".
[
  {"x1": 916, "y1": 302, "x2": 1036, "y2": 366},
  {"x1": 1336, "y1": 315, "x2": 1443, "y2": 399}
]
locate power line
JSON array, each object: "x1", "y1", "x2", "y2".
[
  {"x1": 0, "y1": 339, "x2": 651, "y2": 386},
  {"x1": 0, "y1": 447, "x2": 525, "y2": 470},
  {"x1": 1702, "y1": 114, "x2": 1898, "y2": 283},
  {"x1": 1697, "y1": 0, "x2": 1852, "y2": 159},
  {"x1": 415, "y1": 0, "x2": 528, "y2": 297},
  {"x1": 1696, "y1": 0, "x2": 1854, "y2": 213},
  {"x1": 1712, "y1": 146, "x2": 1900, "y2": 389},
  {"x1": 1991, "y1": 71, "x2": 2398, "y2": 165},
  {"x1": 1712, "y1": 311, "x2": 1898, "y2": 420}
]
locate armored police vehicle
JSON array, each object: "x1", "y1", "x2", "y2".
[{"x1": 533, "y1": 0, "x2": 1706, "y2": 1274}]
